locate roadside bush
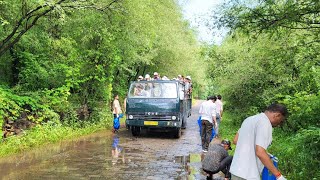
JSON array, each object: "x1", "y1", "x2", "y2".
[
  {"x1": 0, "y1": 87, "x2": 55, "y2": 125},
  {"x1": 281, "y1": 91, "x2": 320, "y2": 132},
  {"x1": 0, "y1": 86, "x2": 70, "y2": 129},
  {"x1": 272, "y1": 127, "x2": 320, "y2": 179}
]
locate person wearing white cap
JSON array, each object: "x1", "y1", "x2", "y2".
[
  {"x1": 185, "y1": 75, "x2": 192, "y2": 97},
  {"x1": 137, "y1": 75, "x2": 143, "y2": 81},
  {"x1": 153, "y1": 72, "x2": 160, "y2": 80},
  {"x1": 144, "y1": 74, "x2": 153, "y2": 92},
  {"x1": 162, "y1": 76, "x2": 169, "y2": 80},
  {"x1": 202, "y1": 139, "x2": 233, "y2": 180},
  {"x1": 145, "y1": 74, "x2": 151, "y2": 81}
]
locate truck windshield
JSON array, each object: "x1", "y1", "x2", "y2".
[{"x1": 128, "y1": 82, "x2": 177, "y2": 98}]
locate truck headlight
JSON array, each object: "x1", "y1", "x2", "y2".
[
  {"x1": 171, "y1": 116, "x2": 176, "y2": 120},
  {"x1": 129, "y1": 115, "x2": 133, "y2": 119}
]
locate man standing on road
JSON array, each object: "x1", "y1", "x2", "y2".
[
  {"x1": 202, "y1": 139, "x2": 233, "y2": 180},
  {"x1": 215, "y1": 95, "x2": 223, "y2": 137},
  {"x1": 230, "y1": 103, "x2": 288, "y2": 180},
  {"x1": 199, "y1": 96, "x2": 217, "y2": 152}
]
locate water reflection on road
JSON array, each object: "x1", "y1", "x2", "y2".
[{"x1": 0, "y1": 101, "x2": 208, "y2": 180}]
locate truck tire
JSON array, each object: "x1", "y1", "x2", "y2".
[
  {"x1": 131, "y1": 126, "x2": 140, "y2": 136},
  {"x1": 174, "y1": 128, "x2": 181, "y2": 138},
  {"x1": 181, "y1": 115, "x2": 187, "y2": 129}
]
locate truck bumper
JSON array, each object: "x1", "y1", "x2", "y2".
[{"x1": 126, "y1": 119, "x2": 181, "y2": 128}]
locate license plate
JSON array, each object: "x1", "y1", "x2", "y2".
[{"x1": 144, "y1": 121, "x2": 158, "y2": 126}]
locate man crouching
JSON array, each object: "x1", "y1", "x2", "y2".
[{"x1": 202, "y1": 140, "x2": 233, "y2": 180}]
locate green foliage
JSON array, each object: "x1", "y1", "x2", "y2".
[
  {"x1": 0, "y1": 0, "x2": 203, "y2": 157},
  {"x1": 205, "y1": 29, "x2": 320, "y2": 121},
  {"x1": 281, "y1": 92, "x2": 320, "y2": 132},
  {"x1": 271, "y1": 127, "x2": 320, "y2": 179},
  {"x1": 219, "y1": 111, "x2": 238, "y2": 145},
  {"x1": 0, "y1": 86, "x2": 64, "y2": 125},
  {"x1": 205, "y1": 1, "x2": 320, "y2": 177},
  {"x1": 213, "y1": 0, "x2": 320, "y2": 38},
  {"x1": 0, "y1": 87, "x2": 23, "y2": 124}
]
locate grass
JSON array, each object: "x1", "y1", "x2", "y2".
[
  {"x1": 0, "y1": 118, "x2": 113, "y2": 158},
  {"x1": 219, "y1": 112, "x2": 239, "y2": 155}
]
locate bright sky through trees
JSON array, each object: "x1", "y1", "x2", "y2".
[{"x1": 179, "y1": 0, "x2": 225, "y2": 44}]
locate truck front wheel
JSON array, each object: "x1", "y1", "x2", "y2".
[
  {"x1": 131, "y1": 126, "x2": 140, "y2": 136},
  {"x1": 181, "y1": 115, "x2": 187, "y2": 129},
  {"x1": 173, "y1": 128, "x2": 181, "y2": 138}
]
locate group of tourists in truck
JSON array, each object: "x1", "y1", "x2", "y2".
[{"x1": 135, "y1": 72, "x2": 192, "y2": 98}]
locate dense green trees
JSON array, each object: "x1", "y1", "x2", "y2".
[
  {"x1": 206, "y1": 0, "x2": 320, "y2": 178},
  {"x1": 4, "y1": 0, "x2": 319, "y2": 177},
  {"x1": 0, "y1": 0, "x2": 203, "y2": 135}
]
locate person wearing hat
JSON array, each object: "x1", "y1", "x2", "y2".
[
  {"x1": 162, "y1": 75, "x2": 169, "y2": 80},
  {"x1": 145, "y1": 74, "x2": 151, "y2": 81},
  {"x1": 144, "y1": 74, "x2": 153, "y2": 92},
  {"x1": 153, "y1": 72, "x2": 161, "y2": 80},
  {"x1": 202, "y1": 140, "x2": 233, "y2": 180},
  {"x1": 137, "y1": 75, "x2": 144, "y2": 81},
  {"x1": 185, "y1": 76, "x2": 192, "y2": 97}
]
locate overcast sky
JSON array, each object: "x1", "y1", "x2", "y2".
[{"x1": 179, "y1": 0, "x2": 225, "y2": 44}]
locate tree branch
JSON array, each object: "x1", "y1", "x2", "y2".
[{"x1": 0, "y1": 0, "x2": 120, "y2": 57}]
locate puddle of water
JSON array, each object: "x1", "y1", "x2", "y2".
[
  {"x1": 0, "y1": 130, "x2": 114, "y2": 179},
  {"x1": 174, "y1": 153, "x2": 224, "y2": 180},
  {"x1": 173, "y1": 153, "x2": 205, "y2": 180},
  {"x1": 0, "y1": 101, "x2": 219, "y2": 180}
]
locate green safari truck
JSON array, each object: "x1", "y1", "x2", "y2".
[{"x1": 125, "y1": 80, "x2": 191, "y2": 138}]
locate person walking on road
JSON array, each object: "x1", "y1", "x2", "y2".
[
  {"x1": 202, "y1": 140, "x2": 233, "y2": 180},
  {"x1": 199, "y1": 96, "x2": 217, "y2": 152},
  {"x1": 215, "y1": 95, "x2": 223, "y2": 137},
  {"x1": 230, "y1": 103, "x2": 288, "y2": 180}
]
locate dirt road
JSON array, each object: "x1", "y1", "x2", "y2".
[{"x1": 0, "y1": 100, "x2": 224, "y2": 180}]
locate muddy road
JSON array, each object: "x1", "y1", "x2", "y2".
[{"x1": 0, "y1": 101, "x2": 213, "y2": 180}]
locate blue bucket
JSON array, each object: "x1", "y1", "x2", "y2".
[{"x1": 262, "y1": 154, "x2": 278, "y2": 180}]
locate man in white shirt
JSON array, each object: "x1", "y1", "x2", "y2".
[
  {"x1": 199, "y1": 96, "x2": 217, "y2": 152},
  {"x1": 230, "y1": 103, "x2": 288, "y2": 180}
]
